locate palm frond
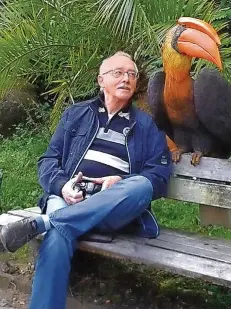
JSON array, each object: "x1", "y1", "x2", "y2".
[
  {"x1": 96, "y1": 0, "x2": 230, "y2": 82},
  {"x1": 95, "y1": 0, "x2": 160, "y2": 56},
  {"x1": 0, "y1": 0, "x2": 229, "y2": 128}
]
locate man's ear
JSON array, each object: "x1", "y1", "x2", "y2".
[{"x1": 98, "y1": 75, "x2": 104, "y2": 88}]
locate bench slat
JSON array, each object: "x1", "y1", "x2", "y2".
[
  {"x1": 158, "y1": 232, "x2": 231, "y2": 255},
  {"x1": 24, "y1": 207, "x2": 41, "y2": 214},
  {"x1": 117, "y1": 234, "x2": 231, "y2": 263},
  {"x1": 7, "y1": 209, "x2": 39, "y2": 218},
  {"x1": 173, "y1": 154, "x2": 231, "y2": 182},
  {"x1": 79, "y1": 237, "x2": 231, "y2": 287},
  {"x1": 168, "y1": 177, "x2": 231, "y2": 207},
  {"x1": 161, "y1": 229, "x2": 231, "y2": 248},
  {"x1": 2, "y1": 206, "x2": 231, "y2": 287},
  {"x1": 146, "y1": 239, "x2": 231, "y2": 264},
  {"x1": 0, "y1": 213, "x2": 23, "y2": 226}
]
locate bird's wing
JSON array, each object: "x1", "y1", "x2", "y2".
[
  {"x1": 194, "y1": 68, "x2": 231, "y2": 146},
  {"x1": 147, "y1": 72, "x2": 173, "y2": 138}
]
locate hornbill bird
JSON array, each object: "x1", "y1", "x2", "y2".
[{"x1": 147, "y1": 17, "x2": 231, "y2": 165}]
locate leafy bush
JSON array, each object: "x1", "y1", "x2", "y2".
[
  {"x1": 0, "y1": 0, "x2": 229, "y2": 129},
  {"x1": 0, "y1": 0, "x2": 132, "y2": 128},
  {"x1": 0, "y1": 126, "x2": 50, "y2": 212}
]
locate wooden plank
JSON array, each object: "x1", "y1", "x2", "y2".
[
  {"x1": 159, "y1": 229, "x2": 231, "y2": 252},
  {"x1": 116, "y1": 234, "x2": 231, "y2": 263},
  {"x1": 146, "y1": 239, "x2": 231, "y2": 264},
  {"x1": 7, "y1": 209, "x2": 38, "y2": 218},
  {"x1": 24, "y1": 207, "x2": 41, "y2": 214},
  {"x1": 116, "y1": 232, "x2": 231, "y2": 263},
  {"x1": 173, "y1": 154, "x2": 231, "y2": 183},
  {"x1": 167, "y1": 177, "x2": 231, "y2": 208},
  {"x1": 31, "y1": 226, "x2": 231, "y2": 286},
  {"x1": 35, "y1": 226, "x2": 231, "y2": 254},
  {"x1": 199, "y1": 205, "x2": 231, "y2": 228},
  {"x1": 79, "y1": 238, "x2": 231, "y2": 287},
  {"x1": 0, "y1": 213, "x2": 23, "y2": 226},
  {"x1": 8, "y1": 206, "x2": 231, "y2": 286}
]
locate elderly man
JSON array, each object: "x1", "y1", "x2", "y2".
[{"x1": 0, "y1": 51, "x2": 172, "y2": 309}]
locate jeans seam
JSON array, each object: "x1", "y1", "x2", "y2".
[{"x1": 49, "y1": 216, "x2": 71, "y2": 243}]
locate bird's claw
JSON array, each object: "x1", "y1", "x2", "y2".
[
  {"x1": 171, "y1": 150, "x2": 182, "y2": 163},
  {"x1": 191, "y1": 151, "x2": 203, "y2": 166}
]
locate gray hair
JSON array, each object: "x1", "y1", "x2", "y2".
[{"x1": 99, "y1": 51, "x2": 138, "y2": 74}]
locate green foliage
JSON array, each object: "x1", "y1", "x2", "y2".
[
  {"x1": 152, "y1": 198, "x2": 231, "y2": 239},
  {"x1": 96, "y1": 0, "x2": 230, "y2": 78},
  {"x1": 0, "y1": 0, "x2": 131, "y2": 128},
  {"x1": 0, "y1": 127, "x2": 50, "y2": 211},
  {"x1": 212, "y1": 1, "x2": 231, "y2": 82},
  {"x1": 0, "y1": 0, "x2": 229, "y2": 129}
]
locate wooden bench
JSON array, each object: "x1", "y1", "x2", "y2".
[{"x1": 1, "y1": 154, "x2": 231, "y2": 287}]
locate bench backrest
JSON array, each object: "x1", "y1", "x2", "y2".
[{"x1": 167, "y1": 154, "x2": 231, "y2": 208}]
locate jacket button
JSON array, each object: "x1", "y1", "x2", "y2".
[
  {"x1": 123, "y1": 127, "x2": 130, "y2": 136},
  {"x1": 71, "y1": 129, "x2": 76, "y2": 134}
]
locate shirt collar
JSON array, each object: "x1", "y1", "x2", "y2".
[{"x1": 98, "y1": 92, "x2": 132, "y2": 113}]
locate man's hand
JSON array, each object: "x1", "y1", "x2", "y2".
[
  {"x1": 83, "y1": 175, "x2": 122, "y2": 191},
  {"x1": 61, "y1": 172, "x2": 84, "y2": 205}
]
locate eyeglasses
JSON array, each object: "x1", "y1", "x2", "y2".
[{"x1": 102, "y1": 69, "x2": 139, "y2": 80}]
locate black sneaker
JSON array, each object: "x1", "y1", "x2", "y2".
[{"x1": 0, "y1": 218, "x2": 38, "y2": 253}]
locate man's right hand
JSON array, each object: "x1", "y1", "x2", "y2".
[{"x1": 61, "y1": 172, "x2": 84, "y2": 205}]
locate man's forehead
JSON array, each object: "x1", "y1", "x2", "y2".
[{"x1": 100, "y1": 55, "x2": 136, "y2": 74}]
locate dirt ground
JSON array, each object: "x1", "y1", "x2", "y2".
[
  {"x1": 0, "y1": 287, "x2": 126, "y2": 309},
  {"x1": 0, "y1": 287, "x2": 28, "y2": 309},
  {"x1": 0, "y1": 248, "x2": 230, "y2": 309}
]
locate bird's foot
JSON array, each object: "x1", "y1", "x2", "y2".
[
  {"x1": 191, "y1": 151, "x2": 203, "y2": 166},
  {"x1": 171, "y1": 149, "x2": 184, "y2": 163}
]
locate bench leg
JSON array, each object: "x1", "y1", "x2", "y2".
[{"x1": 199, "y1": 204, "x2": 231, "y2": 228}]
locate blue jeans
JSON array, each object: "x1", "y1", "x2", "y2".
[{"x1": 29, "y1": 176, "x2": 153, "y2": 309}]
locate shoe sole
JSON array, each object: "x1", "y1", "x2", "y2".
[{"x1": 0, "y1": 227, "x2": 15, "y2": 253}]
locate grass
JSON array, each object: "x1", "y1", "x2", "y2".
[
  {"x1": 152, "y1": 198, "x2": 231, "y2": 239},
  {"x1": 0, "y1": 127, "x2": 50, "y2": 211},
  {"x1": 1, "y1": 127, "x2": 231, "y2": 242}
]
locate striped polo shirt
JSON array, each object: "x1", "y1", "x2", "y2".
[{"x1": 76, "y1": 101, "x2": 130, "y2": 178}]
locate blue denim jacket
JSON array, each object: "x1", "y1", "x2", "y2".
[{"x1": 38, "y1": 96, "x2": 172, "y2": 238}]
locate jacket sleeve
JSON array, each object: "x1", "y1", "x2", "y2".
[
  {"x1": 139, "y1": 126, "x2": 172, "y2": 199},
  {"x1": 121, "y1": 122, "x2": 172, "y2": 200},
  {"x1": 37, "y1": 109, "x2": 70, "y2": 196}
]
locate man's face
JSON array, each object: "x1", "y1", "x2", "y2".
[{"x1": 98, "y1": 55, "x2": 138, "y2": 102}]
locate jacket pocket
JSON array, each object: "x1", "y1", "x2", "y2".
[
  {"x1": 63, "y1": 121, "x2": 88, "y2": 136},
  {"x1": 63, "y1": 121, "x2": 89, "y2": 172}
]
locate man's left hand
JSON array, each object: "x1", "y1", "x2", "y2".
[{"x1": 84, "y1": 175, "x2": 122, "y2": 191}]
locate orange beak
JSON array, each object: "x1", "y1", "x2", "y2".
[{"x1": 176, "y1": 17, "x2": 222, "y2": 70}]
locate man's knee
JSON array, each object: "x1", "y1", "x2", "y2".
[
  {"x1": 46, "y1": 195, "x2": 68, "y2": 215},
  {"x1": 122, "y1": 176, "x2": 153, "y2": 195}
]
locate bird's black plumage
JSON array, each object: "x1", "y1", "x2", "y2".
[
  {"x1": 147, "y1": 17, "x2": 231, "y2": 163},
  {"x1": 147, "y1": 68, "x2": 231, "y2": 159},
  {"x1": 195, "y1": 68, "x2": 231, "y2": 146},
  {"x1": 147, "y1": 72, "x2": 173, "y2": 139}
]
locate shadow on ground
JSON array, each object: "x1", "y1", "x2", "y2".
[
  {"x1": 0, "y1": 245, "x2": 230, "y2": 309},
  {"x1": 69, "y1": 251, "x2": 231, "y2": 309}
]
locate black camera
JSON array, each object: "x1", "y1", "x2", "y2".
[{"x1": 73, "y1": 181, "x2": 102, "y2": 198}]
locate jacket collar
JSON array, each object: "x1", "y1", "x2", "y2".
[{"x1": 90, "y1": 93, "x2": 137, "y2": 126}]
